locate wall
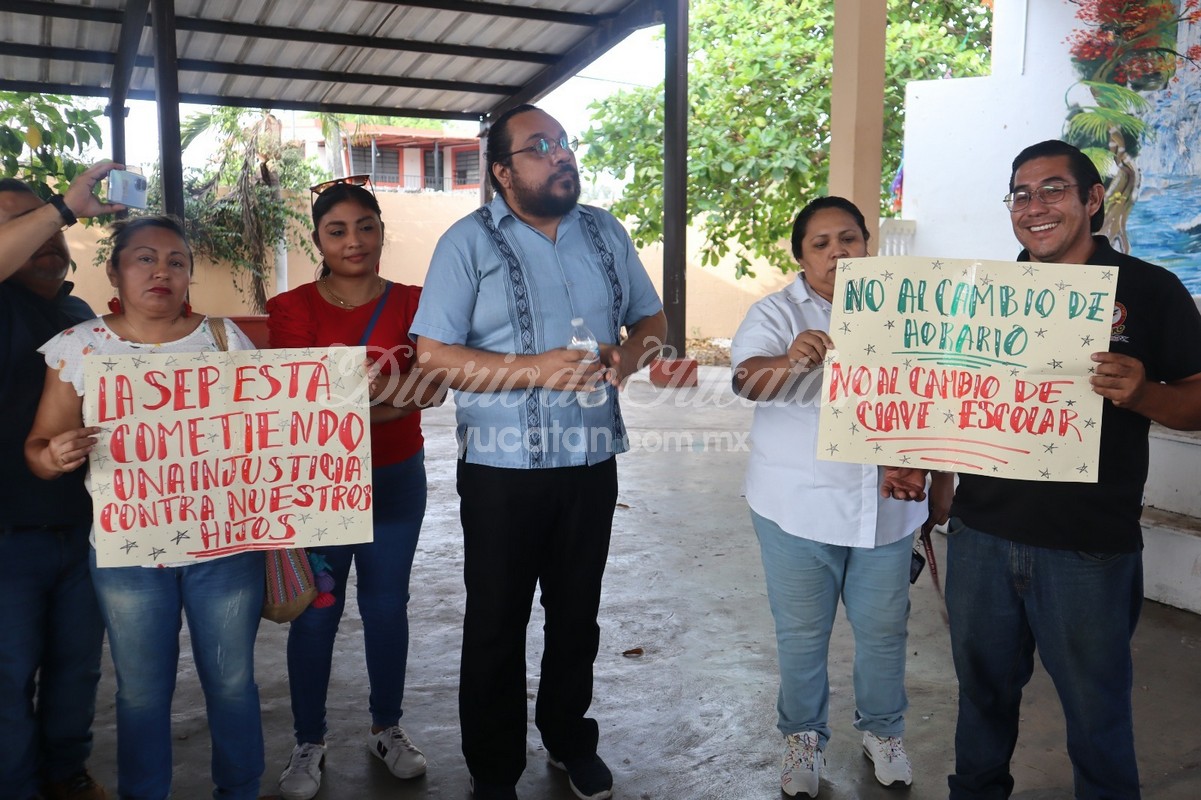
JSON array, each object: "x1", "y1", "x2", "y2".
[
  {"x1": 903, "y1": 0, "x2": 1078, "y2": 261},
  {"x1": 402, "y1": 148, "x2": 422, "y2": 186},
  {"x1": 63, "y1": 194, "x2": 792, "y2": 340},
  {"x1": 905, "y1": 0, "x2": 1201, "y2": 294}
]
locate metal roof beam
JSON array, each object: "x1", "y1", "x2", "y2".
[
  {"x1": 175, "y1": 17, "x2": 556, "y2": 64},
  {"x1": 178, "y1": 60, "x2": 515, "y2": 97},
  {"x1": 0, "y1": 43, "x2": 115, "y2": 66},
  {"x1": 2, "y1": 44, "x2": 517, "y2": 96},
  {"x1": 176, "y1": 94, "x2": 485, "y2": 122},
  {"x1": 360, "y1": 0, "x2": 611, "y2": 27},
  {"x1": 110, "y1": 0, "x2": 150, "y2": 106},
  {"x1": 4, "y1": 1, "x2": 122, "y2": 24},
  {"x1": 108, "y1": 0, "x2": 149, "y2": 172},
  {"x1": 0, "y1": 80, "x2": 484, "y2": 122},
  {"x1": 151, "y1": 0, "x2": 184, "y2": 217},
  {"x1": 487, "y1": 0, "x2": 665, "y2": 118},
  {"x1": 4, "y1": 1, "x2": 557, "y2": 64}
]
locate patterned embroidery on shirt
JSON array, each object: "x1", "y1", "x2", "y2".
[
  {"x1": 577, "y1": 207, "x2": 626, "y2": 444},
  {"x1": 474, "y1": 206, "x2": 544, "y2": 467},
  {"x1": 577, "y1": 207, "x2": 623, "y2": 338}
]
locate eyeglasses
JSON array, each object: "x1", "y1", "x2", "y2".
[
  {"x1": 1003, "y1": 183, "x2": 1078, "y2": 212},
  {"x1": 499, "y1": 136, "x2": 579, "y2": 161},
  {"x1": 309, "y1": 174, "x2": 375, "y2": 205}
]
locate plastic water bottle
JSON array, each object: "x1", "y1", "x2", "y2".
[{"x1": 568, "y1": 317, "x2": 608, "y2": 408}]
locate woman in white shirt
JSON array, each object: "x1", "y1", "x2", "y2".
[
  {"x1": 25, "y1": 216, "x2": 264, "y2": 799},
  {"x1": 731, "y1": 197, "x2": 951, "y2": 798}
]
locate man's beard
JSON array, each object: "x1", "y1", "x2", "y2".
[
  {"x1": 511, "y1": 166, "x2": 581, "y2": 218},
  {"x1": 25, "y1": 248, "x2": 70, "y2": 284}
]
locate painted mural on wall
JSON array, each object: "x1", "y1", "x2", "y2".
[{"x1": 1063, "y1": 0, "x2": 1201, "y2": 291}]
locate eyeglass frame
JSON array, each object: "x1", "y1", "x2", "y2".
[
  {"x1": 1003, "y1": 182, "x2": 1079, "y2": 212},
  {"x1": 309, "y1": 174, "x2": 376, "y2": 206},
  {"x1": 497, "y1": 135, "x2": 579, "y2": 161}
]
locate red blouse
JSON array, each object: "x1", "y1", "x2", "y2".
[{"x1": 266, "y1": 281, "x2": 423, "y2": 467}]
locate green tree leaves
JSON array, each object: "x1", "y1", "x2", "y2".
[
  {"x1": 581, "y1": 0, "x2": 991, "y2": 275},
  {"x1": 0, "y1": 91, "x2": 104, "y2": 202}
]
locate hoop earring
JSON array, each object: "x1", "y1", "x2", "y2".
[{"x1": 107, "y1": 294, "x2": 123, "y2": 314}]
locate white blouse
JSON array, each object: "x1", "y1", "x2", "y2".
[
  {"x1": 40, "y1": 316, "x2": 253, "y2": 398},
  {"x1": 731, "y1": 276, "x2": 926, "y2": 547}
]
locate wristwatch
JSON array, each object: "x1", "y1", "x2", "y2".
[{"x1": 47, "y1": 194, "x2": 77, "y2": 228}]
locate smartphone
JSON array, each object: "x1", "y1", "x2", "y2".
[
  {"x1": 909, "y1": 548, "x2": 926, "y2": 584},
  {"x1": 107, "y1": 168, "x2": 149, "y2": 208}
]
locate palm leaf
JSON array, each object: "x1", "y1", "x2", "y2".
[
  {"x1": 1066, "y1": 107, "x2": 1145, "y2": 142},
  {"x1": 1080, "y1": 146, "x2": 1118, "y2": 179},
  {"x1": 180, "y1": 111, "x2": 216, "y2": 152},
  {"x1": 1081, "y1": 80, "x2": 1150, "y2": 113}
]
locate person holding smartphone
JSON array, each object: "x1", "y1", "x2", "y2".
[{"x1": 0, "y1": 161, "x2": 122, "y2": 800}]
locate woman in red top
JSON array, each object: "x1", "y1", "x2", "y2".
[{"x1": 267, "y1": 180, "x2": 437, "y2": 800}]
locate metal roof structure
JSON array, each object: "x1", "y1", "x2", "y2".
[
  {"x1": 0, "y1": 0, "x2": 669, "y2": 121},
  {"x1": 0, "y1": 0, "x2": 692, "y2": 354}
]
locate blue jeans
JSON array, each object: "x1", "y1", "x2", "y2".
[
  {"x1": 0, "y1": 523, "x2": 104, "y2": 798},
  {"x1": 287, "y1": 451, "x2": 426, "y2": 743},
  {"x1": 752, "y1": 510, "x2": 913, "y2": 748},
  {"x1": 89, "y1": 550, "x2": 264, "y2": 800},
  {"x1": 945, "y1": 519, "x2": 1143, "y2": 799}
]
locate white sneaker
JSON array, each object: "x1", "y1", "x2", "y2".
[
  {"x1": 367, "y1": 725, "x2": 427, "y2": 779},
  {"x1": 862, "y1": 732, "x2": 913, "y2": 787},
  {"x1": 781, "y1": 730, "x2": 823, "y2": 797},
  {"x1": 278, "y1": 742, "x2": 326, "y2": 800}
]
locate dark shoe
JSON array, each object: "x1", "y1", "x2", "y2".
[
  {"x1": 41, "y1": 771, "x2": 107, "y2": 800},
  {"x1": 469, "y1": 775, "x2": 519, "y2": 799},
  {"x1": 548, "y1": 753, "x2": 613, "y2": 800}
]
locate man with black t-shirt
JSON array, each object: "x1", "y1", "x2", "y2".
[{"x1": 945, "y1": 140, "x2": 1201, "y2": 800}]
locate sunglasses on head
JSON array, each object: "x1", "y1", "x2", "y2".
[{"x1": 309, "y1": 174, "x2": 375, "y2": 206}]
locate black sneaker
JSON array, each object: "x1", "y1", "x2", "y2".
[
  {"x1": 469, "y1": 776, "x2": 519, "y2": 800},
  {"x1": 547, "y1": 753, "x2": 613, "y2": 800},
  {"x1": 41, "y1": 770, "x2": 107, "y2": 800}
]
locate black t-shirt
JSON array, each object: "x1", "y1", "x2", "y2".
[
  {"x1": 951, "y1": 237, "x2": 1201, "y2": 552},
  {"x1": 0, "y1": 280, "x2": 93, "y2": 527}
]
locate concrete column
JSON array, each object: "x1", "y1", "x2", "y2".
[{"x1": 829, "y1": 0, "x2": 887, "y2": 246}]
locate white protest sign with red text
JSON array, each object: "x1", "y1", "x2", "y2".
[
  {"x1": 817, "y1": 256, "x2": 1116, "y2": 482},
  {"x1": 84, "y1": 346, "x2": 372, "y2": 566}
]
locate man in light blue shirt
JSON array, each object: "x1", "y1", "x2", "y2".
[{"x1": 411, "y1": 104, "x2": 665, "y2": 800}]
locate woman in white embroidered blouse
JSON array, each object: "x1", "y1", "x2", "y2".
[{"x1": 24, "y1": 216, "x2": 265, "y2": 799}]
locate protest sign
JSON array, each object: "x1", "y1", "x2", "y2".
[
  {"x1": 83, "y1": 346, "x2": 372, "y2": 566},
  {"x1": 816, "y1": 256, "x2": 1117, "y2": 481}
]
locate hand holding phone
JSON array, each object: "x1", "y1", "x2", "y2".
[
  {"x1": 910, "y1": 549, "x2": 926, "y2": 584},
  {"x1": 107, "y1": 169, "x2": 148, "y2": 209}
]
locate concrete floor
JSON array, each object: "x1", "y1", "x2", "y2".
[{"x1": 85, "y1": 366, "x2": 1201, "y2": 799}]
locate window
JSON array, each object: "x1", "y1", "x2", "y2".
[
  {"x1": 348, "y1": 145, "x2": 400, "y2": 185},
  {"x1": 454, "y1": 150, "x2": 479, "y2": 187},
  {"x1": 423, "y1": 150, "x2": 439, "y2": 190}
]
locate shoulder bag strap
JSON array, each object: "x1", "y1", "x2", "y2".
[
  {"x1": 358, "y1": 281, "x2": 393, "y2": 347},
  {"x1": 209, "y1": 317, "x2": 229, "y2": 351}
]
